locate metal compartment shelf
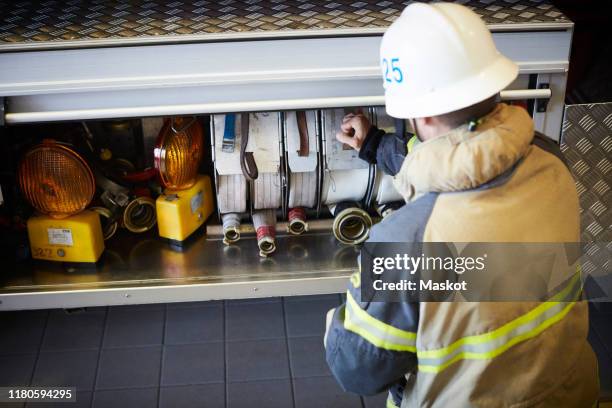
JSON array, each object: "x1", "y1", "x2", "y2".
[{"x1": 0, "y1": 228, "x2": 356, "y2": 311}]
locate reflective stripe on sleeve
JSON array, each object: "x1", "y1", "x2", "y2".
[
  {"x1": 344, "y1": 290, "x2": 416, "y2": 352},
  {"x1": 386, "y1": 393, "x2": 399, "y2": 408}
]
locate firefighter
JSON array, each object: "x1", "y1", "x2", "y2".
[{"x1": 325, "y1": 3, "x2": 599, "y2": 407}]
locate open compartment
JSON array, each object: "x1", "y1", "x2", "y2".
[{"x1": 0, "y1": 0, "x2": 573, "y2": 309}]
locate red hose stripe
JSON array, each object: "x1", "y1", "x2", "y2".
[
  {"x1": 288, "y1": 207, "x2": 306, "y2": 223},
  {"x1": 256, "y1": 226, "x2": 276, "y2": 241}
]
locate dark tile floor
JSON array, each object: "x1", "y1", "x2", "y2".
[
  {"x1": 0, "y1": 295, "x2": 388, "y2": 408},
  {"x1": 1, "y1": 296, "x2": 610, "y2": 407}
]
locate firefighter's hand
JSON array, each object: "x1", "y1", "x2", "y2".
[{"x1": 336, "y1": 113, "x2": 370, "y2": 151}]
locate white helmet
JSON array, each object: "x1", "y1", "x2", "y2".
[{"x1": 380, "y1": 2, "x2": 518, "y2": 119}]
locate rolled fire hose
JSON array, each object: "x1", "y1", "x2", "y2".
[
  {"x1": 329, "y1": 202, "x2": 372, "y2": 245},
  {"x1": 222, "y1": 213, "x2": 241, "y2": 245},
  {"x1": 252, "y1": 209, "x2": 276, "y2": 257},
  {"x1": 90, "y1": 206, "x2": 118, "y2": 240},
  {"x1": 287, "y1": 112, "x2": 316, "y2": 235},
  {"x1": 217, "y1": 174, "x2": 248, "y2": 245},
  {"x1": 123, "y1": 197, "x2": 157, "y2": 233},
  {"x1": 287, "y1": 169, "x2": 316, "y2": 235}
]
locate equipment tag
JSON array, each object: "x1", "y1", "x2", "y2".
[
  {"x1": 191, "y1": 191, "x2": 203, "y2": 214},
  {"x1": 47, "y1": 228, "x2": 73, "y2": 246}
]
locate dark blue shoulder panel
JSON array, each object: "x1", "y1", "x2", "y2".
[{"x1": 368, "y1": 192, "x2": 438, "y2": 243}]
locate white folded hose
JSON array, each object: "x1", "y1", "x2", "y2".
[{"x1": 252, "y1": 209, "x2": 277, "y2": 257}]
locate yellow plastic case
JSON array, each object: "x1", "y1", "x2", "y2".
[
  {"x1": 27, "y1": 210, "x2": 104, "y2": 263},
  {"x1": 156, "y1": 175, "x2": 214, "y2": 242}
]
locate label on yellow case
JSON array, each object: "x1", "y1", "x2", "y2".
[
  {"x1": 190, "y1": 191, "x2": 203, "y2": 214},
  {"x1": 47, "y1": 228, "x2": 73, "y2": 246}
]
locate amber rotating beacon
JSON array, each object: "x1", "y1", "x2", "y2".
[
  {"x1": 154, "y1": 117, "x2": 214, "y2": 244},
  {"x1": 18, "y1": 140, "x2": 104, "y2": 263}
]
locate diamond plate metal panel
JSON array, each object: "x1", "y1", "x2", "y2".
[
  {"x1": 561, "y1": 103, "x2": 612, "y2": 244},
  {"x1": 0, "y1": 0, "x2": 569, "y2": 49}
]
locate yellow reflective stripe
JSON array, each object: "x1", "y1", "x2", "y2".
[
  {"x1": 406, "y1": 135, "x2": 417, "y2": 153},
  {"x1": 346, "y1": 291, "x2": 416, "y2": 341},
  {"x1": 417, "y1": 302, "x2": 558, "y2": 359},
  {"x1": 418, "y1": 300, "x2": 577, "y2": 373},
  {"x1": 344, "y1": 291, "x2": 416, "y2": 352},
  {"x1": 549, "y1": 268, "x2": 581, "y2": 302},
  {"x1": 350, "y1": 271, "x2": 361, "y2": 288},
  {"x1": 417, "y1": 272, "x2": 582, "y2": 373},
  {"x1": 386, "y1": 393, "x2": 399, "y2": 408},
  {"x1": 344, "y1": 315, "x2": 416, "y2": 352},
  {"x1": 417, "y1": 271, "x2": 581, "y2": 360}
]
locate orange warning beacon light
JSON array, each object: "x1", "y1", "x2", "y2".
[
  {"x1": 18, "y1": 141, "x2": 95, "y2": 218},
  {"x1": 154, "y1": 117, "x2": 204, "y2": 190},
  {"x1": 154, "y1": 117, "x2": 214, "y2": 244},
  {"x1": 18, "y1": 140, "x2": 104, "y2": 263}
]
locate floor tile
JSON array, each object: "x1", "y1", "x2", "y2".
[
  {"x1": 285, "y1": 294, "x2": 341, "y2": 303},
  {"x1": 167, "y1": 300, "x2": 222, "y2": 309},
  {"x1": 165, "y1": 305, "x2": 223, "y2": 345},
  {"x1": 25, "y1": 391, "x2": 91, "y2": 408},
  {"x1": 294, "y1": 376, "x2": 361, "y2": 408},
  {"x1": 0, "y1": 311, "x2": 47, "y2": 354},
  {"x1": 0, "y1": 402, "x2": 24, "y2": 408},
  {"x1": 42, "y1": 309, "x2": 105, "y2": 351},
  {"x1": 159, "y1": 384, "x2": 224, "y2": 408},
  {"x1": 227, "y1": 379, "x2": 293, "y2": 408},
  {"x1": 226, "y1": 297, "x2": 281, "y2": 305},
  {"x1": 162, "y1": 343, "x2": 224, "y2": 386},
  {"x1": 227, "y1": 339, "x2": 290, "y2": 382},
  {"x1": 0, "y1": 354, "x2": 37, "y2": 386},
  {"x1": 288, "y1": 336, "x2": 331, "y2": 378},
  {"x1": 84, "y1": 306, "x2": 108, "y2": 313},
  {"x1": 31, "y1": 350, "x2": 98, "y2": 391},
  {"x1": 96, "y1": 346, "x2": 161, "y2": 390},
  {"x1": 226, "y1": 302, "x2": 284, "y2": 341},
  {"x1": 103, "y1": 308, "x2": 164, "y2": 348},
  {"x1": 93, "y1": 387, "x2": 158, "y2": 408},
  {"x1": 363, "y1": 392, "x2": 389, "y2": 408},
  {"x1": 284, "y1": 297, "x2": 339, "y2": 337},
  {"x1": 111, "y1": 304, "x2": 165, "y2": 312}
]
